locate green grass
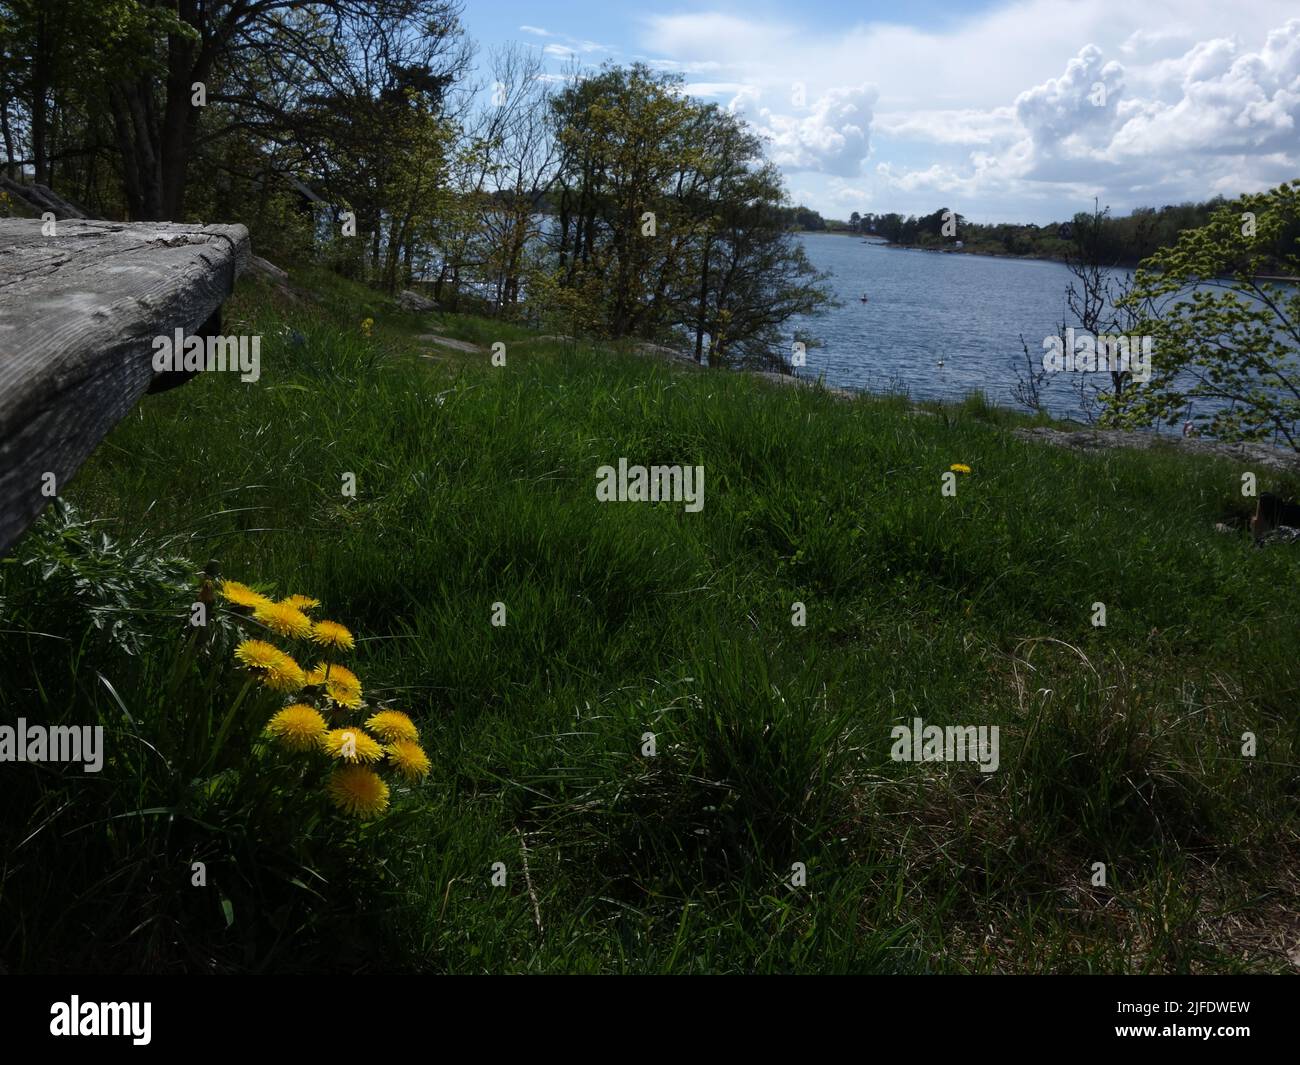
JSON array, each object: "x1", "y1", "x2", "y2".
[{"x1": 2, "y1": 267, "x2": 1297, "y2": 973}]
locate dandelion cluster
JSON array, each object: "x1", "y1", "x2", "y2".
[{"x1": 223, "y1": 579, "x2": 430, "y2": 819}]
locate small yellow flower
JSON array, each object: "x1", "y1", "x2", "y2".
[
  {"x1": 235, "y1": 640, "x2": 306, "y2": 693},
  {"x1": 306, "y1": 662, "x2": 363, "y2": 705},
  {"x1": 253, "y1": 600, "x2": 315, "y2": 640},
  {"x1": 321, "y1": 726, "x2": 384, "y2": 764},
  {"x1": 361, "y1": 317, "x2": 374, "y2": 338},
  {"x1": 265, "y1": 704, "x2": 328, "y2": 751},
  {"x1": 281, "y1": 594, "x2": 321, "y2": 611},
  {"x1": 326, "y1": 681, "x2": 363, "y2": 709},
  {"x1": 386, "y1": 740, "x2": 431, "y2": 781},
  {"x1": 950, "y1": 463, "x2": 972, "y2": 474},
  {"x1": 366, "y1": 710, "x2": 418, "y2": 743},
  {"x1": 327, "y1": 766, "x2": 389, "y2": 819},
  {"x1": 235, "y1": 639, "x2": 283, "y2": 670},
  {"x1": 306, "y1": 662, "x2": 360, "y2": 688},
  {"x1": 220, "y1": 580, "x2": 273, "y2": 611},
  {"x1": 261, "y1": 655, "x2": 306, "y2": 693},
  {"x1": 311, "y1": 620, "x2": 355, "y2": 652}
]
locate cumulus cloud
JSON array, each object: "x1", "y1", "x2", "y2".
[
  {"x1": 1109, "y1": 20, "x2": 1300, "y2": 157},
  {"x1": 874, "y1": 108, "x2": 1021, "y2": 146},
  {"x1": 877, "y1": 19, "x2": 1300, "y2": 213},
  {"x1": 623, "y1": 1, "x2": 1300, "y2": 217},
  {"x1": 1014, "y1": 44, "x2": 1125, "y2": 149},
  {"x1": 755, "y1": 85, "x2": 878, "y2": 177}
]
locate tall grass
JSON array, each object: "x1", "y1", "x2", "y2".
[{"x1": 1, "y1": 269, "x2": 1296, "y2": 973}]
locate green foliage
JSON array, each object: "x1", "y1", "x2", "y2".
[
  {"x1": 1, "y1": 500, "x2": 191, "y2": 656},
  {"x1": 2, "y1": 269, "x2": 1294, "y2": 973},
  {"x1": 546, "y1": 63, "x2": 835, "y2": 367},
  {"x1": 0, "y1": 504, "x2": 401, "y2": 972},
  {"x1": 1108, "y1": 180, "x2": 1300, "y2": 446}
]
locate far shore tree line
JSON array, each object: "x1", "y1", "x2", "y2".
[
  {"x1": 839, "y1": 198, "x2": 1300, "y2": 270},
  {"x1": 0, "y1": 0, "x2": 1297, "y2": 445}
]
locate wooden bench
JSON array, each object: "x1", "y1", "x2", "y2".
[{"x1": 0, "y1": 218, "x2": 251, "y2": 553}]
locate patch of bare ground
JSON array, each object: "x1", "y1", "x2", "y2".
[{"x1": 1014, "y1": 426, "x2": 1300, "y2": 474}]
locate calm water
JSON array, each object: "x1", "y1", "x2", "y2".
[{"x1": 794, "y1": 233, "x2": 1119, "y2": 420}]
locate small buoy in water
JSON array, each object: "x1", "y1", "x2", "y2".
[{"x1": 860, "y1": 294, "x2": 869, "y2": 303}]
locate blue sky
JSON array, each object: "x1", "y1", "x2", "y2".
[{"x1": 458, "y1": 1, "x2": 1300, "y2": 225}]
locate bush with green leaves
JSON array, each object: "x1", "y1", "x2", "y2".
[
  {"x1": 1109, "y1": 180, "x2": 1300, "y2": 446},
  {"x1": 0, "y1": 504, "x2": 402, "y2": 972}
]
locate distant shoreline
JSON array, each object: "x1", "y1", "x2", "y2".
[
  {"x1": 793, "y1": 228, "x2": 1073, "y2": 264},
  {"x1": 794, "y1": 231, "x2": 1300, "y2": 279}
]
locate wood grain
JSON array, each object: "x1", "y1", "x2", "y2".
[{"x1": 0, "y1": 218, "x2": 250, "y2": 553}]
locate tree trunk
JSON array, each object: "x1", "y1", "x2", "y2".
[
  {"x1": 30, "y1": 10, "x2": 51, "y2": 186},
  {"x1": 694, "y1": 235, "x2": 712, "y2": 363}
]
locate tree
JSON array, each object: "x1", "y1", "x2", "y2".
[
  {"x1": 449, "y1": 43, "x2": 561, "y2": 314},
  {"x1": 544, "y1": 63, "x2": 834, "y2": 366},
  {"x1": 1062, "y1": 200, "x2": 1137, "y2": 418},
  {"x1": 700, "y1": 161, "x2": 836, "y2": 368},
  {"x1": 1107, "y1": 181, "x2": 1300, "y2": 448},
  {"x1": 0, "y1": 0, "x2": 470, "y2": 221}
]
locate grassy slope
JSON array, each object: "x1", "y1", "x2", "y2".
[{"x1": 6, "y1": 266, "x2": 1298, "y2": 974}]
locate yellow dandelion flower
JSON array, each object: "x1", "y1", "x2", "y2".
[
  {"x1": 265, "y1": 704, "x2": 328, "y2": 751},
  {"x1": 326, "y1": 681, "x2": 363, "y2": 709},
  {"x1": 327, "y1": 766, "x2": 389, "y2": 819},
  {"x1": 253, "y1": 600, "x2": 315, "y2": 640},
  {"x1": 235, "y1": 640, "x2": 305, "y2": 693},
  {"x1": 327, "y1": 663, "x2": 360, "y2": 687},
  {"x1": 950, "y1": 463, "x2": 972, "y2": 474},
  {"x1": 306, "y1": 660, "x2": 359, "y2": 686},
  {"x1": 321, "y1": 726, "x2": 383, "y2": 764},
  {"x1": 304, "y1": 662, "x2": 363, "y2": 706},
  {"x1": 281, "y1": 594, "x2": 321, "y2": 611},
  {"x1": 305, "y1": 662, "x2": 359, "y2": 687},
  {"x1": 385, "y1": 740, "x2": 431, "y2": 781},
  {"x1": 220, "y1": 581, "x2": 273, "y2": 611},
  {"x1": 366, "y1": 710, "x2": 419, "y2": 743},
  {"x1": 234, "y1": 639, "x2": 284, "y2": 670},
  {"x1": 261, "y1": 655, "x2": 306, "y2": 693},
  {"x1": 311, "y1": 620, "x2": 355, "y2": 652}
]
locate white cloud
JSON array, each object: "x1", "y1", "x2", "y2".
[
  {"x1": 1014, "y1": 44, "x2": 1125, "y2": 149},
  {"x1": 756, "y1": 85, "x2": 878, "y2": 177},
  {"x1": 625, "y1": 2, "x2": 1300, "y2": 217},
  {"x1": 875, "y1": 108, "x2": 1020, "y2": 146},
  {"x1": 1108, "y1": 22, "x2": 1300, "y2": 158},
  {"x1": 684, "y1": 82, "x2": 753, "y2": 99}
]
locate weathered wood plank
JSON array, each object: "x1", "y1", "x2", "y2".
[{"x1": 0, "y1": 218, "x2": 251, "y2": 553}]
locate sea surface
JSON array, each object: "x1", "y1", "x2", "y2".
[{"x1": 793, "y1": 233, "x2": 1131, "y2": 421}]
